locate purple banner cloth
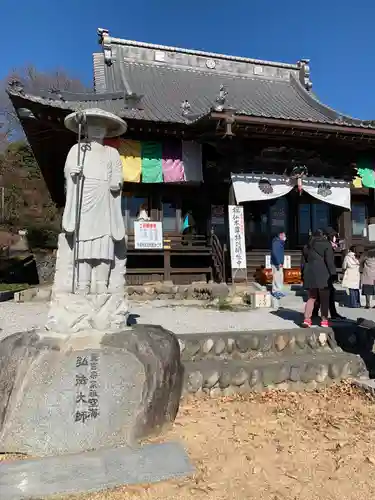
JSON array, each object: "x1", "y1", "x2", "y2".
[{"x1": 162, "y1": 140, "x2": 185, "y2": 182}]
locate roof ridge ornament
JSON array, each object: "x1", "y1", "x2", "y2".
[
  {"x1": 298, "y1": 59, "x2": 312, "y2": 91},
  {"x1": 124, "y1": 91, "x2": 143, "y2": 110},
  {"x1": 8, "y1": 79, "x2": 24, "y2": 95},
  {"x1": 98, "y1": 28, "x2": 113, "y2": 66},
  {"x1": 181, "y1": 100, "x2": 191, "y2": 117},
  {"x1": 214, "y1": 85, "x2": 228, "y2": 112},
  {"x1": 49, "y1": 87, "x2": 65, "y2": 102}
]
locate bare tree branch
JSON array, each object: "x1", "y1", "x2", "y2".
[{"x1": 0, "y1": 65, "x2": 88, "y2": 144}]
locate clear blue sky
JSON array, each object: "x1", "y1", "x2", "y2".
[{"x1": 2, "y1": 0, "x2": 374, "y2": 119}]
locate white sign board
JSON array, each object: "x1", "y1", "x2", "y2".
[
  {"x1": 228, "y1": 205, "x2": 247, "y2": 270},
  {"x1": 134, "y1": 221, "x2": 163, "y2": 249},
  {"x1": 368, "y1": 224, "x2": 375, "y2": 242},
  {"x1": 265, "y1": 254, "x2": 291, "y2": 269}
]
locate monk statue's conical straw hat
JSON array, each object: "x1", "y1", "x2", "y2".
[{"x1": 64, "y1": 108, "x2": 127, "y2": 138}]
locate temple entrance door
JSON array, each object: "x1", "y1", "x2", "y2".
[
  {"x1": 246, "y1": 197, "x2": 289, "y2": 249},
  {"x1": 297, "y1": 201, "x2": 332, "y2": 245}
]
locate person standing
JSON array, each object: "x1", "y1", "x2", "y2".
[
  {"x1": 361, "y1": 249, "x2": 375, "y2": 308},
  {"x1": 271, "y1": 230, "x2": 286, "y2": 299},
  {"x1": 325, "y1": 228, "x2": 344, "y2": 319},
  {"x1": 302, "y1": 229, "x2": 337, "y2": 327},
  {"x1": 342, "y1": 246, "x2": 361, "y2": 308},
  {"x1": 312, "y1": 228, "x2": 344, "y2": 320}
]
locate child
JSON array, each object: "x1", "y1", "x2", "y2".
[
  {"x1": 342, "y1": 246, "x2": 361, "y2": 308},
  {"x1": 361, "y1": 248, "x2": 375, "y2": 309}
]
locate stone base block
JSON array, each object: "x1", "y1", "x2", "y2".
[
  {"x1": 0, "y1": 325, "x2": 183, "y2": 456},
  {"x1": 46, "y1": 291, "x2": 129, "y2": 332},
  {"x1": 0, "y1": 442, "x2": 194, "y2": 500}
]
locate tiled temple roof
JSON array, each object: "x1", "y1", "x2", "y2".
[{"x1": 7, "y1": 28, "x2": 375, "y2": 130}]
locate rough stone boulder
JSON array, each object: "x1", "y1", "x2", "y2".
[{"x1": 0, "y1": 324, "x2": 183, "y2": 456}]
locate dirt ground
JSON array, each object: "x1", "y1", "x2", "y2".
[{"x1": 3, "y1": 383, "x2": 375, "y2": 500}]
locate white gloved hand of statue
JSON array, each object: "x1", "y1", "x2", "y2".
[
  {"x1": 70, "y1": 165, "x2": 82, "y2": 177},
  {"x1": 110, "y1": 181, "x2": 122, "y2": 192}
]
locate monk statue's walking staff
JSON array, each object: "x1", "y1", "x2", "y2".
[{"x1": 71, "y1": 111, "x2": 86, "y2": 293}]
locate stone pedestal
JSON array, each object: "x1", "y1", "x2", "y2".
[
  {"x1": 0, "y1": 325, "x2": 183, "y2": 456},
  {"x1": 46, "y1": 233, "x2": 129, "y2": 332},
  {"x1": 46, "y1": 292, "x2": 129, "y2": 332}
]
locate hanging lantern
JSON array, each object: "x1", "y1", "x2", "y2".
[
  {"x1": 286, "y1": 164, "x2": 308, "y2": 195},
  {"x1": 297, "y1": 176, "x2": 303, "y2": 194}
]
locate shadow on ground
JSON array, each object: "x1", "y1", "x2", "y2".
[
  {"x1": 127, "y1": 313, "x2": 140, "y2": 326},
  {"x1": 333, "y1": 319, "x2": 375, "y2": 378},
  {"x1": 271, "y1": 307, "x2": 302, "y2": 326}
]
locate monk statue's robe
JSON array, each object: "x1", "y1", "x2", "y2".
[{"x1": 62, "y1": 141, "x2": 125, "y2": 294}]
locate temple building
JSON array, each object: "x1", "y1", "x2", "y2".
[{"x1": 8, "y1": 28, "x2": 375, "y2": 284}]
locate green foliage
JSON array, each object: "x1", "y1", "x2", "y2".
[
  {"x1": 5, "y1": 141, "x2": 39, "y2": 177},
  {"x1": 0, "y1": 283, "x2": 29, "y2": 292},
  {"x1": 0, "y1": 140, "x2": 61, "y2": 248},
  {"x1": 1, "y1": 140, "x2": 39, "y2": 177},
  {"x1": 25, "y1": 224, "x2": 59, "y2": 249}
]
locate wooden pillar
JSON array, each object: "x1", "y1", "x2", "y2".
[
  {"x1": 338, "y1": 208, "x2": 352, "y2": 248},
  {"x1": 288, "y1": 192, "x2": 298, "y2": 249},
  {"x1": 229, "y1": 183, "x2": 236, "y2": 205},
  {"x1": 163, "y1": 238, "x2": 171, "y2": 281},
  {"x1": 368, "y1": 188, "x2": 375, "y2": 218}
]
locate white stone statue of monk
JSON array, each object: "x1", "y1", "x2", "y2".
[
  {"x1": 62, "y1": 124, "x2": 124, "y2": 294},
  {"x1": 46, "y1": 108, "x2": 129, "y2": 333}
]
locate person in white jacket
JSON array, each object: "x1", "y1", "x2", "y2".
[{"x1": 342, "y1": 246, "x2": 361, "y2": 308}]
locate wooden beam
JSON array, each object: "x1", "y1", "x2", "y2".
[{"x1": 210, "y1": 112, "x2": 375, "y2": 138}]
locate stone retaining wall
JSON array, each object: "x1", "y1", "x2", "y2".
[
  {"x1": 126, "y1": 282, "x2": 232, "y2": 301},
  {"x1": 177, "y1": 327, "x2": 369, "y2": 397},
  {"x1": 182, "y1": 353, "x2": 368, "y2": 397},
  {"x1": 12, "y1": 281, "x2": 260, "y2": 308},
  {"x1": 177, "y1": 329, "x2": 340, "y2": 362}
]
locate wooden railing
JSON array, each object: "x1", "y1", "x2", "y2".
[
  {"x1": 126, "y1": 233, "x2": 211, "y2": 252},
  {"x1": 126, "y1": 232, "x2": 212, "y2": 282}
]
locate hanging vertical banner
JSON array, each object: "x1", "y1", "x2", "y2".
[{"x1": 228, "y1": 205, "x2": 247, "y2": 270}]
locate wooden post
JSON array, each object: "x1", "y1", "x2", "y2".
[
  {"x1": 163, "y1": 238, "x2": 171, "y2": 281},
  {"x1": 288, "y1": 192, "x2": 298, "y2": 249},
  {"x1": 338, "y1": 208, "x2": 352, "y2": 249},
  {"x1": 229, "y1": 183, "x2": 236, "y2": 205}
]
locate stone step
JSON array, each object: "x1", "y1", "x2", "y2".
[
  {"x1": 182, "y1": 351, "x2": 368, "y2": 396},
  {"x1": 177, "y1": 328, "x2": 342, "y2": 363}
]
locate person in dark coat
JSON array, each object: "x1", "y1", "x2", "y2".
[
  {"x1": 311, "y1": 227, "x2": 344, "y2": 320},
  {"x1": 302, "y1": 229, "x2": 337, "y2": 327}
]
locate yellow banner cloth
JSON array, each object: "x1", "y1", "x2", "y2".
[{"x1": 118, "y1": 140, "x2": 142, "y2": 183}]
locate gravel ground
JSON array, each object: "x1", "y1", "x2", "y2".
[
  {"x1": 5, "y1": 384, "x2": 375, "y2": 500},
  {"x1": 1, "y1": 295, "x2": 375, "y2": 339}
]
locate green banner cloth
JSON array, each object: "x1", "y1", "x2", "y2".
[
  {"x1": 357, "y1": 158, "x2": 375, "y2": 189},
  {"x1": 141, "y1": 142, "x2": 163, "y2": 183}
]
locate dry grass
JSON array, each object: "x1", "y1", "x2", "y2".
[{"x1": 4, "y1": 383, "x2": 375, "y2": 499}]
